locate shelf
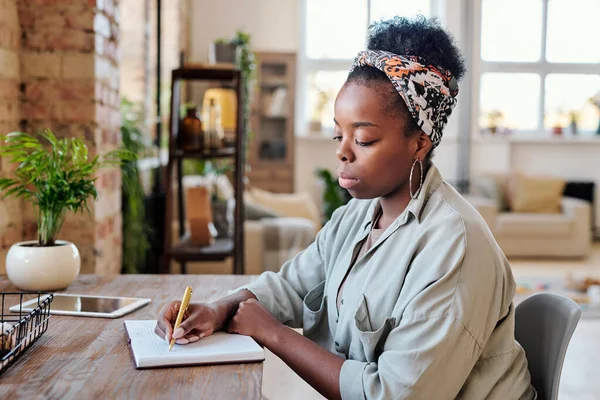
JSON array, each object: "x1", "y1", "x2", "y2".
[
  {"x1": 169, "y1": 235, "x2": 234, "y2": 262},
  {"x1": 261, "y1": 114, "x2": 288, "y2": 120},
  {"x1": 172, "y1": 147, "x2": 236, "y2": 159},
  {"x1": 172, "y1": 65, "x2": 240, "y2": 81}
]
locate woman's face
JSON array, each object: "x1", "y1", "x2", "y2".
[{"x1": 333, "y1": 81, "x2": 431, "y2": 200}]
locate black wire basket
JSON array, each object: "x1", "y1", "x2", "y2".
[{"x1": 0, "y1": 292, "x2": 54, "y2": 375}]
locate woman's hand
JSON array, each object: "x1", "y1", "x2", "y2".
[
  {"x1": 226, "y1": 299, "x2": 282, "y2": 346},
  {"x1": 155, "y1": 302, "x2": 222, "y2": 344}
]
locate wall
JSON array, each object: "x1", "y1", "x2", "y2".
[
  {"x1": 0, "y1": 0, "x2": 22, "y2": 272},
  {"x1": 189, "y1": 0, "x2": 298, "y2": 62}
]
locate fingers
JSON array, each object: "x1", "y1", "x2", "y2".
[
  {"x1": 172, "y1": 310, "x2": 212, "y2": 339},
  {"x1": 156, "y1": 301, "x2": 182, "y2": 341}
]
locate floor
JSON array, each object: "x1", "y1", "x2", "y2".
[{"x1": 260, "y1": 243, "x2": 600, "y2": 400}]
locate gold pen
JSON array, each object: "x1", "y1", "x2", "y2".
[{"x1": 169, "y1": 286, "x2": 193, "y2": 351}]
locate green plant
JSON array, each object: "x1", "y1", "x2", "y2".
[
  {"x1": 121, "y1": 98, "x2": 152, "y2": 273},
  {"x1": 0, "y1": 129, "x2": 135, "y2": 247},
  {"x1": 315, "y1": 168, "x2": 352, "y2": 223},
  {"x1": 231, "y1": 30, "x2": 257, "y2": 158}
]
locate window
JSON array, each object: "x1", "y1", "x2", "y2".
[
  {"x1": 298, "y1": 0, "x2": 431, "y2": 135},
  {"x1": 477, "y1": 0, "x2": 600, "y2": 135}
]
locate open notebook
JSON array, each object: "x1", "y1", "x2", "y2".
[{"x1": 123, "y1": 320, "x2": 265, "y2": 369}]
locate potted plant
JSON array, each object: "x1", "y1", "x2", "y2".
[
  {"x1": 315, "y1": 168, "x2": 352, "y2": 224},
  {"x1": 209, "y1": 38, "x2": 241, "y2": 65},
  {"x1": 0, "y1": 129, "x2": 134, "y2": 291}
]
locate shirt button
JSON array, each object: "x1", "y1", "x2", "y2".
[
  {"x1": 335, "y1": 341, "x2": 339, "y2": 347},
  {"x1": 335, "y1": 317, "x2": 338, "y2": 323},
  {"x1": 341, "y1": 299, "x2": 344, "y2": 305}
]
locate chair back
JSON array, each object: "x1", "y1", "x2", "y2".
[{"x1": 515, "y1": 292, "x2": 581, "y2": 400}]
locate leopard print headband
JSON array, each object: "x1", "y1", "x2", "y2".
[{"x1": 349, "y1": 50, "x2": 459, "y2": 148}]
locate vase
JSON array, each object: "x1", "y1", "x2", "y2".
[
  {"x1": 209, "y1": 43, "x2": 240, "y2": 64},
  {"x1": 6, "y1": 240, "x2": 81, "y2": 291}
]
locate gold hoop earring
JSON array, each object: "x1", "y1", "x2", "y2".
[{"x1": 410, "y1": 159, "x2": 423, "y2": 200}]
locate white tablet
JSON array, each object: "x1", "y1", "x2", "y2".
[{"x1": 9, "y1": 293, "x2": 151, "y2": 318}]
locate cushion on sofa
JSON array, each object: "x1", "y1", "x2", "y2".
[
  {"x1": 509, "y1": 173, "x2": 566, "y2": 214},
  {"x1": 496, "y1": 212, "x2": 572, "y2": 237},
  {"x1": 246, "y1": 188, "x2": 322, "y2": 229}
]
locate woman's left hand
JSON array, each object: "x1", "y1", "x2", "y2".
[{"x1": 226, "y1": 298, "x2": 282, "y2": 346}]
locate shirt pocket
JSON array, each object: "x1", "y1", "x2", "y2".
[
  {"x1": 350, "y1": 295, "x2": 396, "y2": 363},
  {"x1": 302, "y1": 280, "x2": 329, "y2": 342}
]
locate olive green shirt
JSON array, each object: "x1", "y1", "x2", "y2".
[{"x1": 235, "y1": 164, "x2": 536, "y2": 400}]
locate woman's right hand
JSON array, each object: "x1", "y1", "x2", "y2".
[{"x1": 154, "y1": 302, "x2": 223, "y2": 345}]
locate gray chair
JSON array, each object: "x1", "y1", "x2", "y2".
[{"x1": 515, "y1": 292, "x2": 581, "y2": 400}]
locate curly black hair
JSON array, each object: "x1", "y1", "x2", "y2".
[{"x1": 347, "y1": 15, "x2": 466, "y2": 161}]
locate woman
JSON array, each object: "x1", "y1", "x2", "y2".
[{"x1": 156, "y1": 16, "x2": 536, "y2": 400}]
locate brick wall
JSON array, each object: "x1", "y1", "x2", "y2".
[
  {"x1": 15, "y1": 0, "x2": 123, "y2": 274},
  {"x1": 0, "y1": 0, "x2": 22, "y2": 273}
]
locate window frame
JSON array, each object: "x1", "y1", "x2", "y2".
[{"x1": 473, "y1": 0, "x2": 600, "y2": 136}]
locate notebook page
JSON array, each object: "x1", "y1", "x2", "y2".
[{"x1": 125, "y1": 320, "x2": 264, "y2": 368}]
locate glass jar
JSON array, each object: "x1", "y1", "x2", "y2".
[
  {"x1": 181, "y1": 106, "x2": 203, "y2": 151},
  {"x1": 204, "y1": 99, "x2": 225, "y2": 151}
]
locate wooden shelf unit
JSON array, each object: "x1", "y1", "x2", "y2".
[
  {"x1": 247, "y1": 51, "x2": 296, "y2": 193},
  {"x1": 162, "y1": 66, "x2": 246, "y2": 275}
]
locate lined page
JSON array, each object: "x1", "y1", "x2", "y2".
[{"x1": 125, "y1": 320, "x2": 264, "y2": 368}]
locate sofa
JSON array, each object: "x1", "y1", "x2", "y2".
[{"x1": 466, "y1": 173, "x2": 592, "y2": 259}]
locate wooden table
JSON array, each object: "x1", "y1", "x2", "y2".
[{"x1": 0, "y1": 274, "x2": 261, "y2": 399}]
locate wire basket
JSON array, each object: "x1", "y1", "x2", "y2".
[{"x1": 0, "y1": 292, "x2": 54, "y2": 375}]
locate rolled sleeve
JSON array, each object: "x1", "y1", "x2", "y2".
[
  {"x1": 340, "y1": 316, "x2": 482, "y2": 400},
  {"x1": 340, "y1": 359, "x2": 369, "y2": 400}
]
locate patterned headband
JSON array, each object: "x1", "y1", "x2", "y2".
[{"x1": 349, "y1": 49, "x2": 459, "y2": 148}]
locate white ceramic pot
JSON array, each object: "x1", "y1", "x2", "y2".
[{"x1": 6, "y1": 240, "x2": 81, "y2": 291}]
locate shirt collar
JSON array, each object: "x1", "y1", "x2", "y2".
[
  {"x1": 362, "y1": 163, "x2": 443, "y2": 230},
  {"x1": 405, "y1": 163, "x2": 443, "y2": 223}
]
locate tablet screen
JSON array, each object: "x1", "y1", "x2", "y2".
[{"x1": 50, "y1": 295, "x2": 140, "y2": 313}]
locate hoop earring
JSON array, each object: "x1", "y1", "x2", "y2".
[{"x1": 409, "y1": 159, "x2": 423, "y2": 200}]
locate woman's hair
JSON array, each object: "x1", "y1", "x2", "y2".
[{"x1": 347, "y1": 15, "x2": 466, "y2": 162}]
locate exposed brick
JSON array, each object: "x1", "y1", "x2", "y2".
[
  {"x1": 0, "y1": 103, "x2": 19, "y2": 121},
  {"x1": 64, "y1": 9, "x2": 94, "y2": 30},
  {"x1": 24, "y1": 29, "x2": 95, "y2": 52},
  {"x1": 0, "y1": 80, "x2": 19, "y2": 101},
  {"x1": 58, "y1": 102, "x2": 96, "y2": 123},
  {"x1": 0, "y1": 120, "x2": 19, "y2": 135},
  {"x1": 61, "y1": 53, "x2": 95, "y2": 79},
  {"x1": 0, "y1": 225, "x2": 22, "y2": 248},
  {"x1": 19, "y1": 0, "x2": 81, "y2": 8},
  {"x1": 55, "y1": 80, "x2": 95, "y2": 102},
  {"x1": 21, "y1": 52, "x2": 61, "y2": 78},
  {"x1": 21, "y1": 102, "x2": 56, "y2": 120},
  {"x1": 22, "y1": 80, "x2": 55, "y2": 103},
  {"x1": 17, "y1": 9, "x2": 36, "y2": 29},
  {"x1": 0, "y1": 0, "x2": 19, "y2": 27},
  {"x1": 28, "y1": 11, "x2": 65, "y2": 29},
  {"x1": 0, "y1": 248, "x2": 8, "y2": 274},
  {"x1": 0, "y1": 27, "x2": 20, "y2": 51},
  {"x1": 103, "y1": 0, "x2": 114, "y2": 18},
  {"x1": 0, "y1": 49, "x2": 19, "y2": 79},
  {"x1": 94, "y1": 12, "x2": 110, "y2": 38}
]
